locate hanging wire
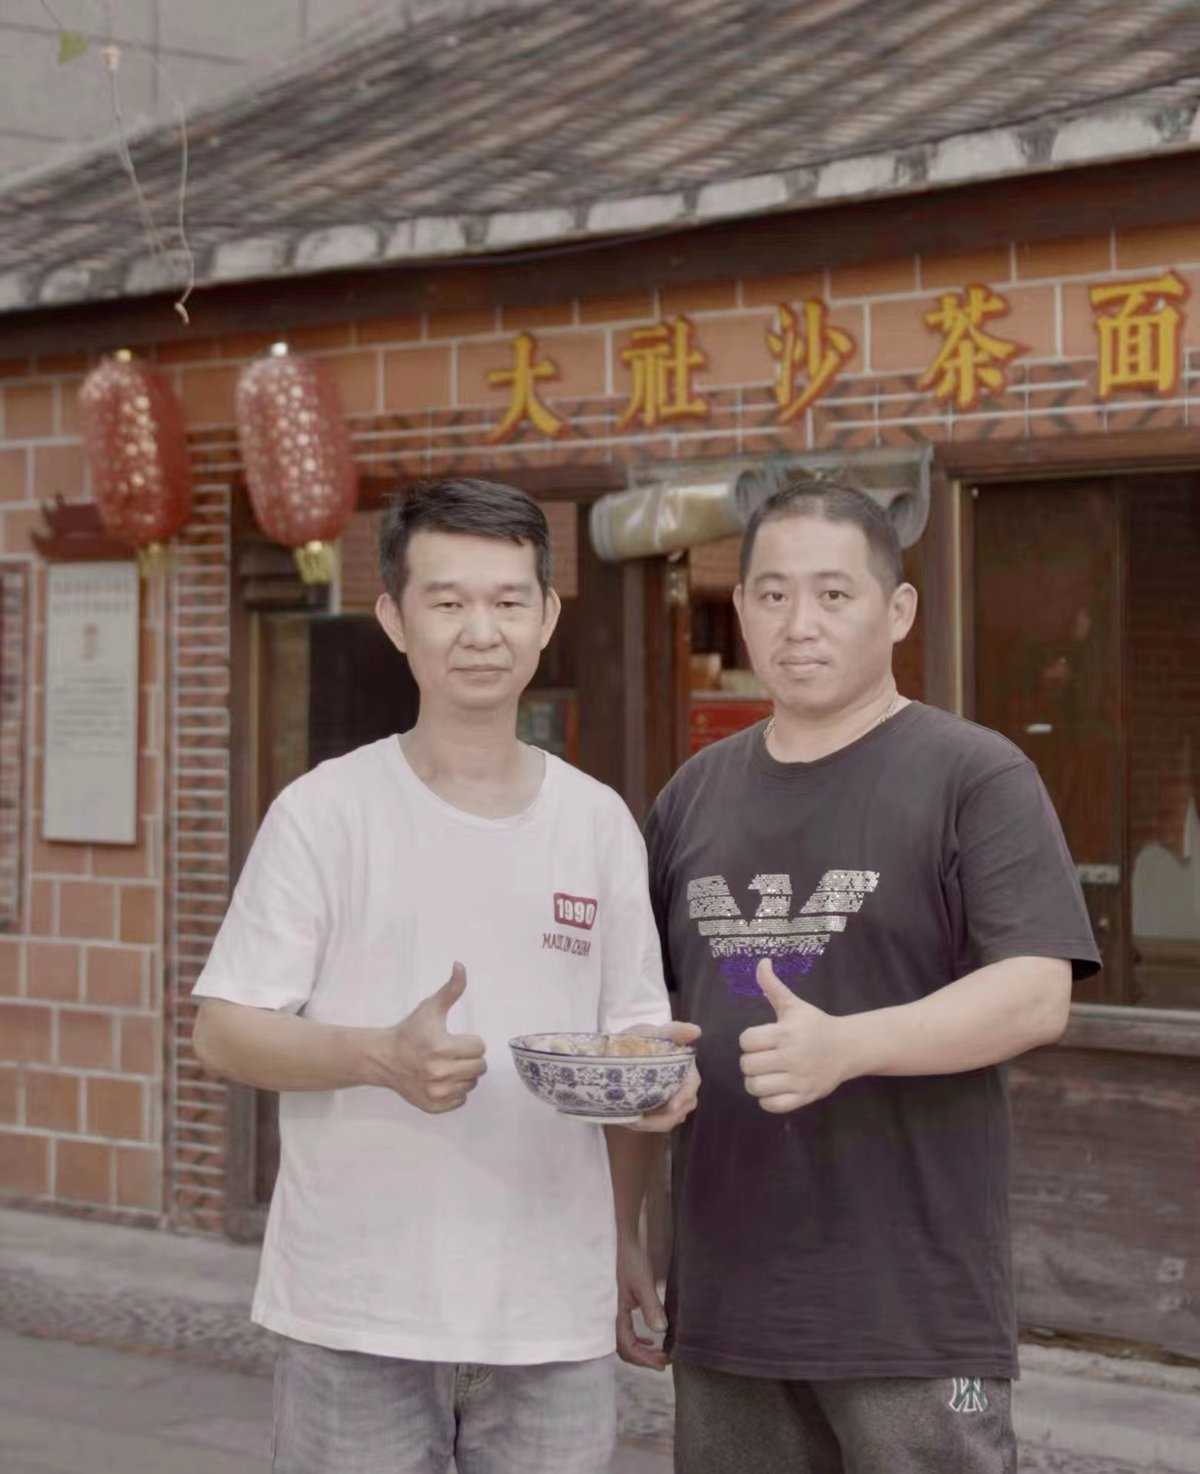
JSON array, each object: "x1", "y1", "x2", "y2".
[
  {"x1": 138, "y1": 48, "x2": 196, "y2": 323},
  {"x1": 38, "y1": 0, "x2": 195, "y2": 323},
  {"x1": 100, "y1": 43, "x2": 164, "y2": 254}
]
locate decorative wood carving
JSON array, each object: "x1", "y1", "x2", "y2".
[{"x1": 30, "y1": 498, "x2": 133, "y2": 563}]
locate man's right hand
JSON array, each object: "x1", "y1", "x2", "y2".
[{"x1": 364, "y1": 962, "x2": 487, "y2": 1113}]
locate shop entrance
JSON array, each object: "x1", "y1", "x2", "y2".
[{"x1": 970, "y1": 475, "x2": 1200, "y2": 1009}]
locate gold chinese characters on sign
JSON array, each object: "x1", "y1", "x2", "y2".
[
  {"x1": 768, "y1": 301, "x2": 856, "y2": 423},
  {"x1": 1090, "y1": 271, "x2": 1188, "y2": 399},
  {"x1": 618, "y1": 316, "x2": 709, "y2": 430},
  {"x1": 486, "y1": 331, "x2": 568, "y2": 443},
  {"x1": 483, "y1": 272, "x2": 1195, "y2": 442},
  {"x1": 919, "y1": 285, "x2": 1024, "y2": 412}
]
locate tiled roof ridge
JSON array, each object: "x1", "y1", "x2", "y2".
[{"x1": 2, "y1": 0, "x2": 1200, "y2": 315}]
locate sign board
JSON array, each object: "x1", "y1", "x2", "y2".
[
  {"x1": 43, "y1": 562, "x2": 139, "y2": 845},
  {"x1": 690, "y1": 694, "x2": 772, "y2": 755}
]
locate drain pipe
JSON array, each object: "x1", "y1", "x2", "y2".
[
  {"x1": 589, "y1": 465, "x2": 785, "y2": 562},
  {"x1": 589, "y1": 451, "x2": 930, "y2": 562}
]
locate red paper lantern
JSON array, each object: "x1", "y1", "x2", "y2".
[
  {"x1": 78, "y1": 351, "x2": 193, "y2": 575},
  {"x1": 235, "y1": 347, "x2": 359, "y2": 584}
]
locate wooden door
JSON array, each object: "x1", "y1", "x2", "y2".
[
  {"x1": 1124, "y1": 474, "x2": 1200, "y2": 1009},
  {"x1": 972, "y1": 481, "x2": 1123, "y2": 1002},
  {"x1": 249, "y1": 613, "x2": 420, "y2": 1208}
]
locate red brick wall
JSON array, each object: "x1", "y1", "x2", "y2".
[
  {"x1": 3, "y1": 220, "x2": 1200, "y2": 1230},
  {"x1": 0, "y1": 538, "x2": 164, "y2": 1219}
]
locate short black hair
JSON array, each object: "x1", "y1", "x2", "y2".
[
  {"x1": 739, "y1": 476, "x2": 903, "y2": 592},
  {"x1": 378, "y1": 477, "x2": 552, "y2": 601}
]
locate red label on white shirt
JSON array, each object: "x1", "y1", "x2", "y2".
[{"x1": 553, "y1": 893, "x2": 598, "y2": 930}]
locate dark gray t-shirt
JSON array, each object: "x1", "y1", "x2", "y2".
[{"x1": 645, "y1": 702, "x2": 1100, "y2": 1381}]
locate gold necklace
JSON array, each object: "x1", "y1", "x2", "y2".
[{"x1": 764, "y1": 690, "x2": 901, "y2": 746}]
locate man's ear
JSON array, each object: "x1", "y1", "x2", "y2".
[
  {"x1": 889, "y1": 582, "x2": 918, "y2": 644},
  {"x1": 539, "y1": 587, "x2": 563, "y2": 651},
  {"x1": 376, "y1": 591, "x2": 406, "y2": 653}
]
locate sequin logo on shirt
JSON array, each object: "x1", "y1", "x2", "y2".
[{"x1": 687, "y1": 869, "x2": 879, "y2": 997}]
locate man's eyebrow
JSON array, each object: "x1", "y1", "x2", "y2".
[
  {"x1": 750, "y1": 568, "x2": 858, "y2": 585},
  {"x1": 418, "y1": 579, "x2": 535, "y2": 594}
]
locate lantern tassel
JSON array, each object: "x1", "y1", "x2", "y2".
[
  {"x1": 294, "y1": 540, "x2": 336, "y2": 585},
  {"x1": 136, "y1": 542, "x2": 173, "y2": 578}
]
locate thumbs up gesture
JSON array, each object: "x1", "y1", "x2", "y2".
[
  {"x1": 367, "y1": 962, "x2": 487, "y2": 1114},
  {"x1": 738, "y1": 958, "x2": 848, "y2": 1114}
]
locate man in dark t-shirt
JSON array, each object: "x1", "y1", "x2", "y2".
[{"x1": 642, "y1": 480, "x2": 1100, "y2": 1473}]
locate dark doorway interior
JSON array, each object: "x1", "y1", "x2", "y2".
[
  {"x1": 308, "y1": 616, "x2": 420, "y2": 770},
  {"x1": 251, "y1": 613, "x2": 419, "y2": 1207},
  {"x1": 971, "y1": 474, "x2": 1200, "y2": 1009}
]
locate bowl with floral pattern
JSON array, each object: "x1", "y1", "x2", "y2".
[{"x1": 508, "y1": 1031, "x2": 695, "y2": 1124}]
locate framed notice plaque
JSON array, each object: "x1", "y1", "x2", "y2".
[
  {"x1": 43, "y1": 562, "x2": 140, "y2": 844},
  {"x1": 0, "y1": 563, "x2": 29, "y2": 927}
]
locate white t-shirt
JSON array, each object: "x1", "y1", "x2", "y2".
[{"x1": 193, "y1": 737, "x2": 670, "y2": 1364}]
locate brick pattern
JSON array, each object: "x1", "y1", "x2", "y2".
[
  {"x1": 167, "y1": 444, "x2": 235, "y2": 1236},
  {"x1": 0, "y1": 554, "x2": 166, "y2": 1220},
  {"x1": 340, "y1": 508, "x2": 385, "y2": 614},
  {"x1": 543, "y1": 501, "x2": 579, "y2": 601},
  {"x1": 104, "y1": 242, "x2": 1190, "y2": 480},
  {"x1": 0, "y1": 565, "x2": 27, "y2": 927},
  {"x1": 0, "y1": 398, "x2": 164, "y2": 1216},
  {"x1": 3, "y1": 221, "x2": 1200, "y2": 1233}
]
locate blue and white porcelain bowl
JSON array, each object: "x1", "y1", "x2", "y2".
[{"x1": 509, "y1": 1032, "x2": 695, "y2": 1124}]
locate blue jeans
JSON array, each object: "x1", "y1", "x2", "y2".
[{"x1": 272, "y1": 1335, "x2": 617, "y2": 1474}]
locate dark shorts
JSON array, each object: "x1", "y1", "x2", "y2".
[{"x1": 673, "y1": 1359, "x2": 1016, "y2": 1474}]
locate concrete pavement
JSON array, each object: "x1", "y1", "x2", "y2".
[
  {"x1": 4, "y1": 1328, "x2": 1200, "y2": 1474},
  {"x1": 1, "y1": 1208, "x2": 1198, "y2": 1472},
  {"x1": 0, "y1": 1330, "x2": 670, "y2": 1474},
  {"x1": 1, "y1": 1329, "x2": 271, "y2": 1474}
]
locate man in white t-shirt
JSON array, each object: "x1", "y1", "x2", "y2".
[{"x1": 192, "y1": 477, "x2": 697, "y2": 1474}]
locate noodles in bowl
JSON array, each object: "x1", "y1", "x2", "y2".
[{"x1": 508, "y1": 1031, "x2": 694, "y2": 1123}]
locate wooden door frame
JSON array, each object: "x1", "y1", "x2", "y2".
[
  {"x1": 933, "y1": 432, "x2": 1200, "y2": 1014},
  {"x1": 224, "y1": 570, "x2": 261, "y2": 1242},
  {"x1": 224, "y1": 485, "x2": 328, "y2": 1241},
  {"x1": 928, "y1": 432, "x2": 1200, "y2": 717},
  {"x1": 965, "y1": 474, "x2": 1130, "y2": 1002}
]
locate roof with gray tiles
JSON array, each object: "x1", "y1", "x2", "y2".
[{"x1": 4, "y1": 0, "x2": 1200, "y2": 315}]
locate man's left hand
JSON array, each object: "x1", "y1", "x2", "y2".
[
  {"x1": 739, "y1": 959, "x2": 853, "y2": 1113},
  {"x1": 623, "y1": 1021, "x2": 701, "y2": 1132},
  {"x1": 615, "y1": 1234, "x2": 669, "y2": 1371}
]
